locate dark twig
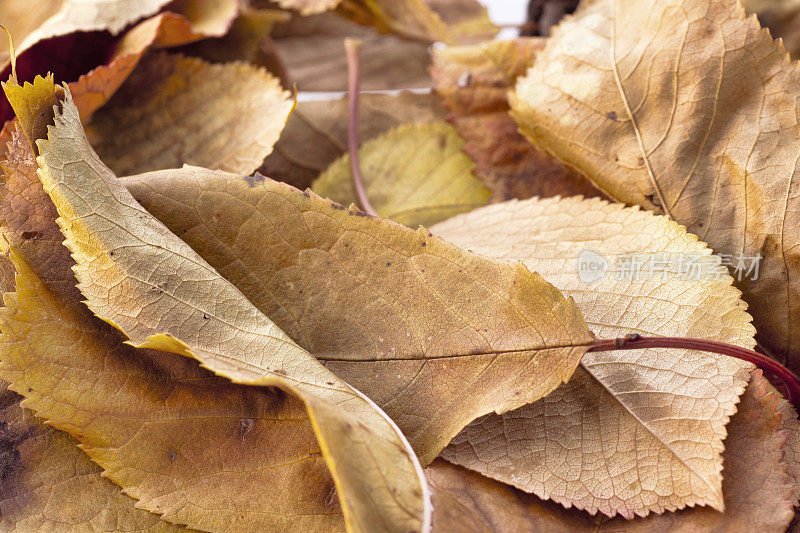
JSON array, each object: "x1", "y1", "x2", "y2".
[{"x1": 344, "y1": 38, "x2": 377, "y2": 217}]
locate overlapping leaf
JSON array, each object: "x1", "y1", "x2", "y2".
[
  {"x1": 313, "y1": 122, "x2": 490, "y2": 226},
  {"x1": 427, "y1": 371, "x2": 795, "y2": 533},
  {"x1": 0, "y1": 379, "x2": 188, "y2": 532},
  {"x1": 271, "y1": 12, "x2": 431, "y2": 91},
  {"x1": 432, "y1": 196, "x2": 754, "y2": 517},
  {"x1": 30, "y1": 85, "x2": 432, "y2": 533},
  {"x1": 0, "y1": 118, "x2": 350, "y2": 532},
  {"x1": 261, "y1": 92, "x2": 446, "y2": 190},
  {"x1": 744, "y1": 0, "x2": 800, "y2": 57},
  {"x1": 431, "y1": 39, "x2": 602, "y2": 201},
  {"x1": 120, "y1": 164, "x2": 595, "y2": 464},
  {"x1": 85, "y1": 51, "x2": 292, "y2": 175},
  {"x1": 509, "y1": 0, "x2": 800, "y2": 374}
]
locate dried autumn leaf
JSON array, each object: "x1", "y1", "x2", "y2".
[
  {"x1": 427, "y1": 371, "x2": 795, "y2": 533},
  {"x1": 85, "y1": 51, "x2": 293, "y2": 175},
  {"x1": 34, "y1": 87, "x2": 430, "y2": 533},
  {"x1": 338, "y1": 0, "x2": 497, "y2": 44},
  {"x1": 432, "y1": 196, "x2": 754, "y2": 517},
  {"x1": 0, "y1": 0, "x2": 171, "y2": 66},
  {"x1": 0, "y1": 116, "x2": 351, "y2": 532},
  {"x1": 313, "y1": 122, "x2": 490, "y2": 226},
  {"x1": 275, "y1": 0, "x2": 342, "y2": 16},
  {"x1": 1, "y1": 251, "x2": 347, "y2": 532},
  {"x1": 261, "y1": 92, "x2": 446, "y2": 190},
  {"x1": 271, "y1": 12, "x2": 431, "y2": 91},
  {"x1": 431, "y1": 39, "x2": 602, "y2": 201},
  {"x1": 70, "y1": 1, "x2": 239, "y2": 120},
  {"x1": 743, "y1": 0, "x2": 800, "y2": 58},
  {"x1": 509, "y1": 0, "x2": 800, "y2": 374},
  {"x1": 0, "y1": 380, "x2": 187, "y2": 532},
  {"x1": 777, "y1": 395, "x2": 800, "y2": 506},
  {"x1": 175, "y1": 7, "x2": 289, "y2": 73},
  {"x1": 120, "y1": 165, "x2": 595, "y2": 464}
]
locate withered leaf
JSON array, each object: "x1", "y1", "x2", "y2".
[
  {"x1": 34, "y1": 86, "x2": 430, "y2": 533},
  {"x1": 432, "y1": 196, "x2": 754, "y2": 517},
  {"x1": 120, "y1": 165, "x2": 595, "y2": 464},
  {"x1": 431, "y1": 39, "x2": 602, "y2": 202},
  {"x1": 313, "y1": 122, "x2": 490, "y2": 226},
  {"x1": 260, "y1": 92, "x2": 446, "y2": 190},
  {"x1": 271, "y1": 12, "x2": 431, "y2": 91},
  {"x1": 510, "y1": 0, "x2": 800, "y2": 374},
  {"x1": 427, "y1": 371, "x2": 795, "y2": 533},
  {"x1": 85, "y1": 51, "x2": 293, "y2": 176},
  {"x1": 743, "y1": 0, "x2": 800, "y2": 58},
  {"x1": 0, "y1": 379, "x2": 187, "y2": 532}
]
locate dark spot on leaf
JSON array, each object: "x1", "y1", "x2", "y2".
[
  {"x1": 243, "y1": 174, "x2": 266, "y2": 188},
  {"x1": 386, "y1": 261, "x2": 391, "y2": 267},
  {"x1": 606, "y1": 111, "x2": 617, "y2": 120},
  {"x1": 239, "y1": 418, "x2": 255, "y2": 439},
  {"x1": 202, "y1": 313, "x2": 209, "y2": 319},
  {"x1": 325, "y1": 381, "x2": 334, "y2": 385},
  {"x1": 169, "y1": 451, "x2": 177, "y2": 461},
  {"x1": 20, "y1": 231, "x2": 38, "y2": 240},
  {"x1": 308, "y1": 450, "x2": 322, "y2": 457},
  {"x1": 273, "y1": 369, "x2": 287, "y2": 376},
  {"x1": 302, "y1": 191, "x2": 310, "y2": 197}
]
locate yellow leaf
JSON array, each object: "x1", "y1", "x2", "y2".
[
  {"x1": 261, "y1": 92, "x2": 446, "y2": 190},
  {"x1": 0, "y1": 251, "x2": 345, "y2": 531},
  {"x1": 509, "y1": 0, "x2": 800, "y2": 373},
  {"x1": 432, "y1": 196, "x2": 754, "y2": 517},
  {"x1": 312, "y1": 122, "x2": 490, "y2": 227},
  {"x1": 337, "y1": 0, "x2": 497, "y2": 44},
  {"x1": 431, "y1": 39, "x2": 602, "y2": 201},
  {"x1": 0, "y1": 380, "x2": 187, "y2": 532},
  {"x1": 85, "y1": 52, "x2": 293, "y2": 176},
  {"x1": 426, "y1": 371, "x2": 796, "y2": 533},
  {"x1": 34, "y1": 87, "x2": 429, "y2": 533},
  {"x1": 120, "y1": 165, "x2": 594, "y2": 464}
]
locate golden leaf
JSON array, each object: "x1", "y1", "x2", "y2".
[
  {"x1": 426, "y1": 371, "x2": 795, "y2": 533},
  {"x1": 0, "y1": 380, "x2": 188, "y2": 532},
  {"x1": 260, "y1": 92, "x2": 446, "y2": 190},
  {"x1": 313, "y1": 122, "x2": 490, "y2": 226},
  {"x1": 431, "y1": 39, "x2": 602, "y2": 202},
  {"x1": 33, "y1": 87, "x2": 430, "y2": 533},
  {"x1": 509, "y1": 0, "x2": 800, "y2": 373},
  {"x1": 0, "y1": 101, "x2": 350, "y2": 532},
  {"x1": 85, "y1": 52, "x2": 292, "y2": 176},
  {"x1": 432, "y1": 196, "x2": 754, "y2": 517},
  {"x1": 120, "y1": 165, "x2": 594, "y2": 464},
  {"x1": 70, "y1": 2, "x2": 239, "y2": 121}
]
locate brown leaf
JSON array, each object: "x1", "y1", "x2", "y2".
[
  {"x1": 70, "y1": 2, "x2": 239, "y2": 121},
  {"x1": 0, "y1": 97, "x2": 349, "y2": 531},
  {"x1": 427, "y1": 371, "x2": 795, "y2": 533},
  {"x1": 120, "y1": 165, "x2": 595, "y2": 465},
  {"x1": 0, "y1": 380, "x2": 187, "y2": 531},
  {"x1": 260, "y1": 92, "x2": 446, "y2": 190},
  {"x1": 431, "y1": 39, "x2": 602, "y2": 201},
  {"x1": 36, "y1": 87, "x2": 431, "y2": 533},
  {"x1": 510, "y1": 0, "x2": 800, "y2": 374},
  {"x1": 743, "y1": 0, "x2": 800, "y2": 58},
  {"x1": 271, "y1": 12, "x2": 431, "y2": 91},
  {"x1": 432, "y1": 196, "x2": 754, "y2": 517},
  {"x1": 85, "y1": 51, "x2": 293, "y2": 175}
]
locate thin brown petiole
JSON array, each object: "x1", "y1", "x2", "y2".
[
  {"x1": 589, "y1": 334, "x2": 800, "y2": 407},
  {"x1": 344, "y1": 38, "x2": 377, "y2": 217}
]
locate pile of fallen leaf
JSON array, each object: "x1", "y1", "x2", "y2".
[{"x1": 1, "y1": 0, "x2": 800, "y2": 531}]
